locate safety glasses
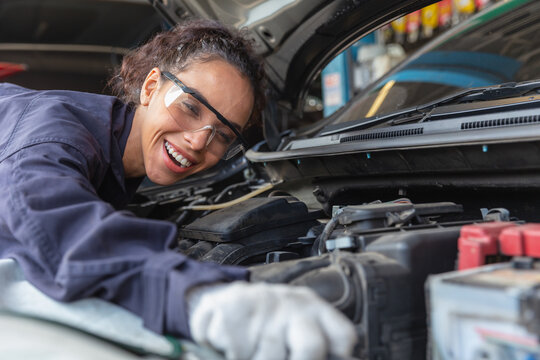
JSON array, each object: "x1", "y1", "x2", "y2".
[{"x1": 161, "y1": 71, "x2": 247, "y2": 160}]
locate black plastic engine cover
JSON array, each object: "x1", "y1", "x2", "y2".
[
  {"x1": 178, "y1": 196, "x2": 320, "y2": 242},
  {"x1": 177, "y1": 197, "x2": 321, "y2": 264}
]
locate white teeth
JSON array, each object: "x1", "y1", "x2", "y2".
[{"x1": 165, "y1": 141, "x2": 192, "y2": 167}]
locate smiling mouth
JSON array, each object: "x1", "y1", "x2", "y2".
[{"x1": 165, "y1": 141, "x2": 194, "y2": 168}]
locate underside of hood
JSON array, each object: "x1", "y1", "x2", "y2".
[{"x1": 150, "y1": 0, "x2": 437, "y2": 114}]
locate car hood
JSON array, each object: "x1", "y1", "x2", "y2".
[{"x1": 150, "y1": 0, "x2": 437, "y2": 114}]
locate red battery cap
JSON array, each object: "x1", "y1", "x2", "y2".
[
  {"x1": 499, "y1": 224, "x2": 540, "y2": 258},
  {"x1": 458, "y1": 222, "x2": 516, "y2": 270}
]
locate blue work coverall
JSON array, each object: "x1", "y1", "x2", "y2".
[{"x1": 0, "y1": 83, "x2": 247, "y2": 338}]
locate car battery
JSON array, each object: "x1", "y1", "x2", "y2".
[{"x1": 427, "y1": 259, "x2": 540, "y2": 360}]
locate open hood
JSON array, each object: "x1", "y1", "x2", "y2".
[{"x1": 149, "y1": 0, "x2": 437, "y2": 114}]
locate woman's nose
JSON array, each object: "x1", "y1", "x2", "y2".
[{"x1": 184, "y1": 126, "x2": 214, "y2": 151}]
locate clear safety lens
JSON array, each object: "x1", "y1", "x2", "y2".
[{"x1": 164, "y1": 84, "x2": 238, "y2": 159}]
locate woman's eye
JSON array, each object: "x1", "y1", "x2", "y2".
[
  {"x1": 181, "y1": 101, "x2": 200, "y2": 117},
  {"x1": 216, "y1": 130, "x2": 233, "y2": 145}
]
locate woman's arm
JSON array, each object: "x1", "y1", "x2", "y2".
[{"x1": 0, "y1": 141, "x2": 247, "y2": 338}]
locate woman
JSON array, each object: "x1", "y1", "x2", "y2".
[{"x1": 0, "y1": 19, "x2": 356, "y2": 359}]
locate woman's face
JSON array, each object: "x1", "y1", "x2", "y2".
[{"x1": 131, "y1": 59, "x2": 254, "y2": 185}]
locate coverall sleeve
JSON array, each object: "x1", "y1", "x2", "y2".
[{"x1": 0, "y1": 141, "x2": 248, "y2": 339}]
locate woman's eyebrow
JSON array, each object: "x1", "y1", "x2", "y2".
[
  {"x1": 228, "y1": 121, "x2": 242, "y2": 131},
  {"x1": 189, "y1": 85, "x2": 243, "y2": 132},
  {"x1": 217, "y1": 121, "x2": 242, "y2": 132},
  {"x1": 187, "y1": 85, "x2": 210, "y2": 106}
]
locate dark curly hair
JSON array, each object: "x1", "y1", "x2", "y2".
[{"x1": 109, "y1": 18, "x2": 266, "y2": 128}]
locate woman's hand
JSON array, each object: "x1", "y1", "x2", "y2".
[{"x1": 188, "y1": 281, "x2": 357, "y2": 360}]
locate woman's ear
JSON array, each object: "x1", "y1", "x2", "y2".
[{"x1": 139, "y1": 68, "x2": 161, "y2": 106}]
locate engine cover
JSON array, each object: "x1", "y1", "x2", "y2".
[{"x1": 177, "y1": 197, "x2": 321, "y2": 264}]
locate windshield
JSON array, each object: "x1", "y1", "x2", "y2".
[{"x1": 330, "y1": 0, "x2": 540, "y2": 127}]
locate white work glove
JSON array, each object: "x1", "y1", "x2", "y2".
[{"x1": 187, "y1": 281, "x2": 357, "y2": 360}]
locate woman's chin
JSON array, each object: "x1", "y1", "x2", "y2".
[{"x1": 146, "y1": 169, "x2": 184, "y2": 186}]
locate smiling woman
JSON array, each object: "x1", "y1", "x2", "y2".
[
  {"x1": 125, "y1": 60, "x2": 254, "y2": 184},
  {"x1": 109, "y1": 18, "x2": 264, "y2": 184},
  {"x1": 0, "y1": 17, "x2": 356, "y2": 360}
]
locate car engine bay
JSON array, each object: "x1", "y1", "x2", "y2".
[
  {"x1": 131, "y1": 148, "x2": 539, "y2": 359},
  {"x1": 125, "y1": 2, "x2": 540, "y2": 356}
]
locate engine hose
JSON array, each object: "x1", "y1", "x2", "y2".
[
  {"x1": 179, "y1": 182, "x2": 275, "y2": 211},
  {"x1": 173, "y1": 198, "x2": 208, "y2": 225},
  {"x1": 314, "y1": 207, "x2": 344, "y2": 254},
  {"x1": 213, "y1": 180, "x2": 250, "y2": 203}
]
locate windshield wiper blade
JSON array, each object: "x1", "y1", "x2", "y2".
[
  {"x1": 321, "y1": 79, "x2": 540, "y2": 136},
  {"x1": 417, "y1": 79, "x2": 540, "y2": 112}
]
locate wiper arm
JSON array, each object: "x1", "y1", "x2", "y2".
[
  {"x1": 321, "y1": 79, "x2": 540, "y2": 136},
  {"x1": 416, "y1": 78, "x2": 540, "y2": 112}
]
